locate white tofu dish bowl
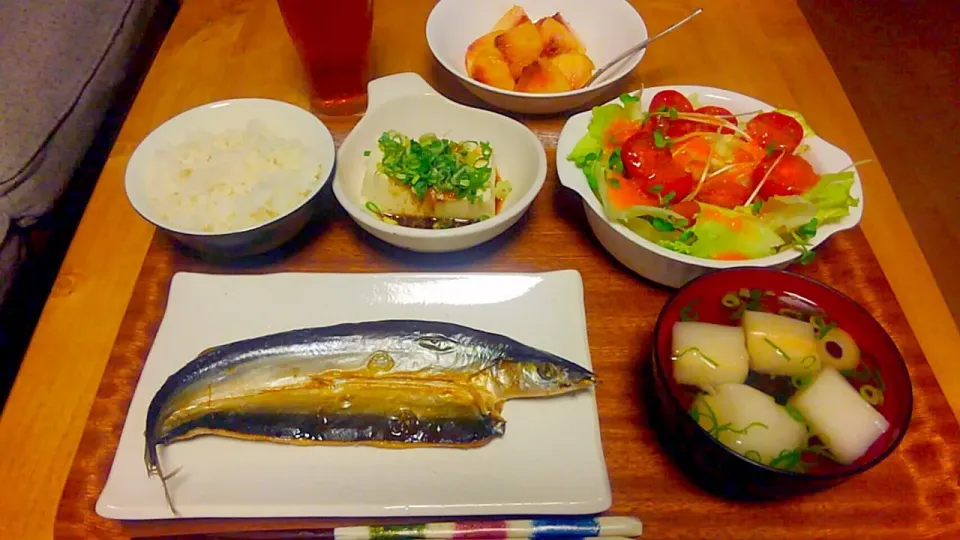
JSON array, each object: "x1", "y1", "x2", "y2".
[{"x1": 333, "y1": 73, "x2": 547, "y2": 252}]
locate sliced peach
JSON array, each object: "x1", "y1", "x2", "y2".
[
  {"x1": 492, "y1": 5, "x2": 531, "y2": 33},
  {"x1": 550, "y1": 51, "x2": 595, "y2": 89},
  {"x1": 536, "y1": 13, "x2": 586, "y2": 56},
  {"x1": 465, "y1": 30, "x2": 504, "y2": 73},
  {"x1": 515, "y1": 59, "x2": 573, "y2": 93},
  {"x1": 494, "y1": 21, "x2": 544, "y2": 79},
  {"x1": 469, "y1": 54, "x2": 516, "y2": 91}
]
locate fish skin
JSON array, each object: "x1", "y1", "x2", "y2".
[
  {"x1": 145, "y1": 319, "x2": 594, "y2": 476},
  {"x1": 159, "y1": 411, "x2": 505, "y2": 447}
]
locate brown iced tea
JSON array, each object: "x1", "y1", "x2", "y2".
[{"x1": 278, "y1": 0, "x2": 374, "y2": 115}]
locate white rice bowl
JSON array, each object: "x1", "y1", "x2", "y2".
[
  {"x1": 144, "y1": 120, "x2": 319, "y2": 233},
  {"x1": 125, "y1": 98, "x2": 335, "y2": 239}
]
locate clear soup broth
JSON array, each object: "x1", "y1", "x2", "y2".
[{"x1": 661, "y1": 285, "x2": 896, "y2": 475}]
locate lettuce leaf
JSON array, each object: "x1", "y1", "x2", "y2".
[
  {"x1": 588, "y1": 103, "x2": 629, "y2": 140},
  {"x1": 569, "y1": 96, "x2": 646, "y2": 198},
  {"x1": 758, "y1": 196, "x2": 818, "y2": 234},
  {"x1": 592, "y1": 171, "x2": 688, "y2": 243},
  {"x1": 758, "y1": 171, "x2": 859, "y2": 233},
  {"x1": 604, "y1": 201, "x2": 687, "y2": 225},
  {"x1": 618, "y1": 92, "x2": 643, "y2": 121},
  {"x1": 586, "y1": 94, "x2": 643, "y2": 140},
  {"x1": 659, "y1": 238, "x2": 695, "y2": 254},
  {"x1": 686, "y1": 205, "x2": 784, "y2": 259},
  {"x1": 568, "y1": 135, "x2": 602, "y2": 168},
  {"x1": 802, "y1": 171, "x2": 859, "y2": 221}
]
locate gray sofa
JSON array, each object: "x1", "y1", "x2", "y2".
[{"x1": 0, "y1": 0, "x2": 167, "y2": 304}]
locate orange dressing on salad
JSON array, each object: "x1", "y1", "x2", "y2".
[
  {"x1": 606, "y1": 175, "x2": 657, "y2": 209},
  {"x1": 734, "y1": 140, "x2": 766, "y2": 163},
  {"x1": 700, "y1": 206, "x2": 744, "y2": 231},
  {"x1": 712, "y1": 163, "x2": 756, "y2": 184},
  {"x1": 605, "y1": 120, "x2": 643, "y2": 148},
  {"x1": 713, "y1": 251, "x2": 749, "y2": 261},
  {"x1": 671, "y1": 137, "x2": 711, "y2": 179},
  {"x1": 672, "y1": 136, "x2": 713, "y2": 165}
]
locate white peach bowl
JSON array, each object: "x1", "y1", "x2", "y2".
[
  {"x1": 333, "y1": 73, "x2": 548, "y2": 253},
  {"x1": 556, "y1": 85, "x2": 865, "y2": 288},
  {"x1": 426, "y1": 0, "x2": 648, "y2": 115}
]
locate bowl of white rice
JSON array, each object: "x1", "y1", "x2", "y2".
[{"x1": 125, "y1": 98, "x2": 335, "y2": 257}]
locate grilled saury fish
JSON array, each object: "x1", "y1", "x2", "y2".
[{"x1": 145, "y1": 319, "x2": 595, "y2": 480}]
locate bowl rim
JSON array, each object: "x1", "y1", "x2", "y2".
[
  {"x1": 124, "y1": 97, "x2": 336, "y2": 237},
  {"x1": 650, "y1": 267, "x2": 914, "y2": 480},
  {"x1": 424, "y1": 0, "x2": 648, "y2": 99},
  {"x1": 556, "y1": 84, "x2": 866, "y2": 270},
  {"x1": 332, "y1": 92, "x2": 548, "y2": 241}
]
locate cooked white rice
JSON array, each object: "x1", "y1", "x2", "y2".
[{"x1": 145, "y1": 120, "x2": 320, "y2": 233}]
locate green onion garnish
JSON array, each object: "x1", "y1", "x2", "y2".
[{"x1": 375, "y1": 130, "x2": 494, "y2": 203}]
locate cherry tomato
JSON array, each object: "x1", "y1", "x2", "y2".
[
  {"x1": 666, "y1": 119, "x2": 702, "y2": 139},
  {"x1": 646, "y1": 165, "x2": 695, "y2": 203},
  {"x1": 649, "y1": 90, "x2": 694, "y2": 113},
  {"x1": 620, "y1": 131, "x2": 695, "y2": 201},
  {"x1": 695, "y1": 165, "x2": 757, "y2": 209},
  {"x1": 670, "y1": 201, "x2": 701, "y2": 222},
  {"x1": 695, "y1": 105, "x2": 738, "y2": 125},
  {"x1": 621, "y1": 130, "x2": 660, "y2": 178},
  {"x1": 696, "y1": 178, "x2": 753, "y2": 209},
  {"x1": 752, "y1": 153, "x2": 819, "y2": 199},
  {"x1": 746, "y1": 112, "x2": 804, "y2": 154},
  {"x1": 695, "y1": 105, "x2": 737, "y2": 134},
  {"x1": 641, "y1": 113, "x2": 671, "y2": 134}
]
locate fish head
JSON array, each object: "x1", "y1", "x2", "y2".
[{"x1": 489, "y1": 358, "x2": 595, "y2": 399}]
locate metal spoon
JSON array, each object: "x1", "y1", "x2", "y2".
[{"x1": 586, "y1": 8, "x2": 704, "y2": 87}]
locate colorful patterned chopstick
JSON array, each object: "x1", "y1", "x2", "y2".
[
  {"x1": 165, "y1": 516, "x2": 644, "y2": 540},
  {"x1": 335, "y1": 516, "x2": 643, "y2": 539}
]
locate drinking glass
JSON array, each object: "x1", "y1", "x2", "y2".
[{"x1": 277, "y1": 0, "x2": 374, "y2": 115}]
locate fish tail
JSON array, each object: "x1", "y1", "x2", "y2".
[
  {"x1": 145, "y1": 440, "x2": 161, "y2": 477},
  {"x1": 157, "y1": 459, "x2": 182, "y2": 516},
  {"x1": 145, "y1": 437, "x2": 182, "y2": 516}
]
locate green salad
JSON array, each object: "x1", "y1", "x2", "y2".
[{"x1": 566, "y1": 90, "x2": 861, "y2": 263}]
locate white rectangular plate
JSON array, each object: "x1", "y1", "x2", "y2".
[{"x1": 96, "y1": 271, "x2": 612, "y2": 520}]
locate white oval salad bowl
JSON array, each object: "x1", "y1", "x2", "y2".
[
  {"x1": 426, "y1": 0, "x2": 647, "y2": 115},
  {"x1": 333, "y1": 73, "x2": 548, "y2": 252},
  {"x1": 556, "y1": 85, "x2": 864, "y2": 288}
]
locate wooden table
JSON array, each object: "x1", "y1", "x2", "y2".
[{"x1": 1, "y1": 0, "x2": 958, "y2": 538}]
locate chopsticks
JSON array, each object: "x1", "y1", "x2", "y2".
[{"x1": 142, "y1": 515, "x2": 643, "y2": 539}]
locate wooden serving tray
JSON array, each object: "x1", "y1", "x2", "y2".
[{"x1": 55, "y1": 122, "x2": 960, "y2": 538}]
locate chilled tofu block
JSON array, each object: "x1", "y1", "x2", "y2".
[
  {"x1": 691, "y1": 383, "x2": 807, "y2": 464},
  {"x1": 671, "y1": 322, "x2": 749, "y2": 391},
  {"x1": 360, "y1": 152, "x2": 495, "y2": 219},
  {"x1": 742, "y1": 311, "x2": 821, "y2": 377},
  {"x1": 789, "y1": 366, "x2": 890, "y2": 465}
]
